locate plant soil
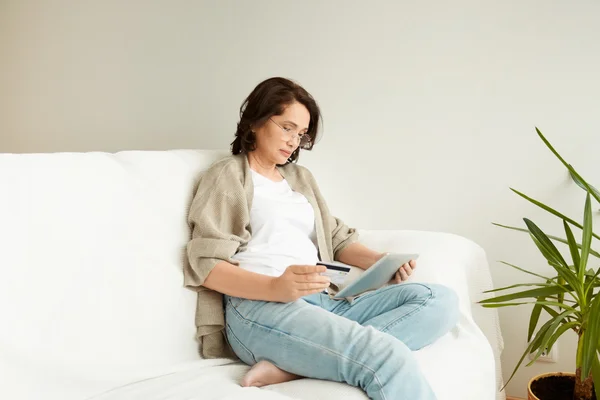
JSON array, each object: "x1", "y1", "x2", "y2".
[{"x1": 531, "y1": 375, "x2": 596, "y2": 400}]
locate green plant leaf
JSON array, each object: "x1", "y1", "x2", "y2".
[
  {"x1": 526, "y1": 316, "x2": 561, "y2": 365},
  {"x1": 525, "y1": 218, "x2": 569, "y2": 267},
  {"x1": 481, "y1": 302, "x2": 529, "y2": 308},
  {"x1": 497, "y1": 260, "x2": 554, "y2": 281},
  {"x1": 529, "y1": 233, "x2": 566, "y2": 269},
  {"x1": 581, "y1": 293, "x2": 600, "y2": 377},
  {"x1": 586, "y1": 269, "x2": 595, "y2": 277},
  {"x1": 591, "y1": 353, "x2": 600, "y2": 400},
  {"x1": 542, "y1": 305, "x2": 560, "y2": 318},
  {"x1": 531, "y1": 310, "x2": 574, "y2": 361},
  {"x1": 557, "y1": 276, "x2": 566, "y2": 304},
  {"x1": 536, "y1": 127, "x2": 569, "y2": 168},
  {"x1": 549, "y1": 321, "x2": 580, "y2": 344},
  {"x1": 546, "y1": 296, "x2": 577, "y2": 304},
  {"x1": 530, "y1": 320, "x2": 580, "y2": 366},
  {"x1": 542, "y1": 305, "x2": 578, "y2": 329},
  {"x1": 509, "y1": 189, "x2": 600, "y2": 241},
  {"x1": 525, "y1": 221, "x2": 584, "y2": 301},
  {"x1": 570, "y1": 169, "x2": 600, "y2": 208},
  {"x1": 585, "y1": 268, "x2": 600, "y2": 298},
  {"x1": 479, "y1": 286, "x2": 573, "y2": 304},
  {"x1": 535, "y1": 127, "x2": 600, "y2": 207},
  {"x1": 564, "y1": 220, "x2": 582, "y2": 280},
  {"x1": 580, "y1": 194, "x2": 593, "y2": 284},
  {"x1": 503, "y1": 317, "x2": 554, "y2": 388},
  {"x1": 535, "y1": 300, "x2": 579, "y2": 314},
  {"x1": 483, "y1": 283, "x2": 555, "y2": 294},
  {"x1": 482, "y1": 300, "x2": 579, "y2": 315},
  {"x1": 528, "y1": 302, "x2": 543, "y2": 342},
  {"x1": 492, "y1": 223, "x2": 600, "y2": 258}
]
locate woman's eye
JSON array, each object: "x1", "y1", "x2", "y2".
[{"x1": 283, "y1": 127, "x2": 292, "y2": 132}]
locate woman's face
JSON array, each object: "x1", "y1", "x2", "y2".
[{"x1": 253, "y1": 101, "x2": 310, "y2": 165}]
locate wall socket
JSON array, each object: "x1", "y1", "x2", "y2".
[{"x1": 528, "y1": 343, "x2": 558, "y2": 363}]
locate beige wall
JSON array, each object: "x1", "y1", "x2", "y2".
[{"x1": 2, "y1": 0, "x2": 600, "y2": 397}]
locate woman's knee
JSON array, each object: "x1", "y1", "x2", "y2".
[
  {"x1": 429, "y1": 284, "x2": 460, "y2": 329},
  {"x1": 388, "y1": 282, "x2": 434, "y2": 304},
  {"x1": 395, "y1": 283, "x2": 459, "y2": 327}
]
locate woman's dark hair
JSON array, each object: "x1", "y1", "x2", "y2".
[{"x1": 230, "y1": 77, "x2": 322, "y2": 164}]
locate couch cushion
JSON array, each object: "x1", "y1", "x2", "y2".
[{"x1": 0, "y1": 150, "x2": 228, "y2": 399}]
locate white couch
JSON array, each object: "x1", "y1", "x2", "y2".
[{"x1": 0, "y1": 149, "x2": 505, "y2": 400}]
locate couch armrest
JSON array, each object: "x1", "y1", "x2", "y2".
[{"x1": 356, "y1": 229, "x2": 505, "y2": 394}]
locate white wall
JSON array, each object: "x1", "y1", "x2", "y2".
[{"x1": 2, "y1": 0, "x2": 600, "y2": 397}]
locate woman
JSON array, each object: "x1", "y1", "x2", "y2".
[{"x1": 185, "y1": 77, "x2": 459, "y2": 400}]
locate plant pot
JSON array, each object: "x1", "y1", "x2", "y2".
[{"x1": 528, "y1": 372, "x2": 596, "y2": 400}]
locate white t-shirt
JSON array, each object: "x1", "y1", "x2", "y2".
[{"x1": 231, "y1": 169, "x2": 319, "y2": 277}]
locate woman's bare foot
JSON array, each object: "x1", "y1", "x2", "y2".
[{"x1": 241, "y1": 360, "x2": 301, "y2": 387}]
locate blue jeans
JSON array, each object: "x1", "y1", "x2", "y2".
[{"x1": 224, "y1": 283, "x2": 459, "y2": 400}]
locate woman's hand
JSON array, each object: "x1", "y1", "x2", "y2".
[
  {"x1": 269, "y1": 265, "x2": 331, "y2": 303},
  {"x1": 390, "y1": 260, "x2": 417, "y2": 284}
]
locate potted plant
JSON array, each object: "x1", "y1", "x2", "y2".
[{"x1": 479, "y1": 128, "x2": 600, "y2": 400}]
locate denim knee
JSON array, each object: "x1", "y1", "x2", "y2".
[
  {"x1": 390, "y1": 282, "x2": 434, "y2": 303},
  {"x1": 430, "y1": 284, "x2": 460, "y2": 329}
]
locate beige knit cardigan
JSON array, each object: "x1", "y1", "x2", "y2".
[{"x1": 184, "y1": 153, "x2": 358, "y2": 359}]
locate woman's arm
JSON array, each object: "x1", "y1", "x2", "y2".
[
  {"x1": 203, "y1": 261, "x2": 330, "y2": 302},
  {"x1": 203, "y1": 261, "x2": 278, "y2": 301},
  {"x1": 336, "y1": 242, "x2": 385, "y2": 270},
  {"x1": 337, "y1": 242, "x2": 417, "y2": 283}
]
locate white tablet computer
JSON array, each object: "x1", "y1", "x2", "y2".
[{"x1": 333, "y1": 253, "x2": 419, "y2": 299}]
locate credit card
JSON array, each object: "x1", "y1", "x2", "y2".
[{"x1": 317, "y1": 262, "x2": 351, "y2": 286}]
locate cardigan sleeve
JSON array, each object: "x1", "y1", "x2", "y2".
[
  {"x1": 184, "y1": 169, "x2": 251, "y2": 289},
  {"x1": 330, "y1": 215, "x2": 359, "y2": 260}
]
